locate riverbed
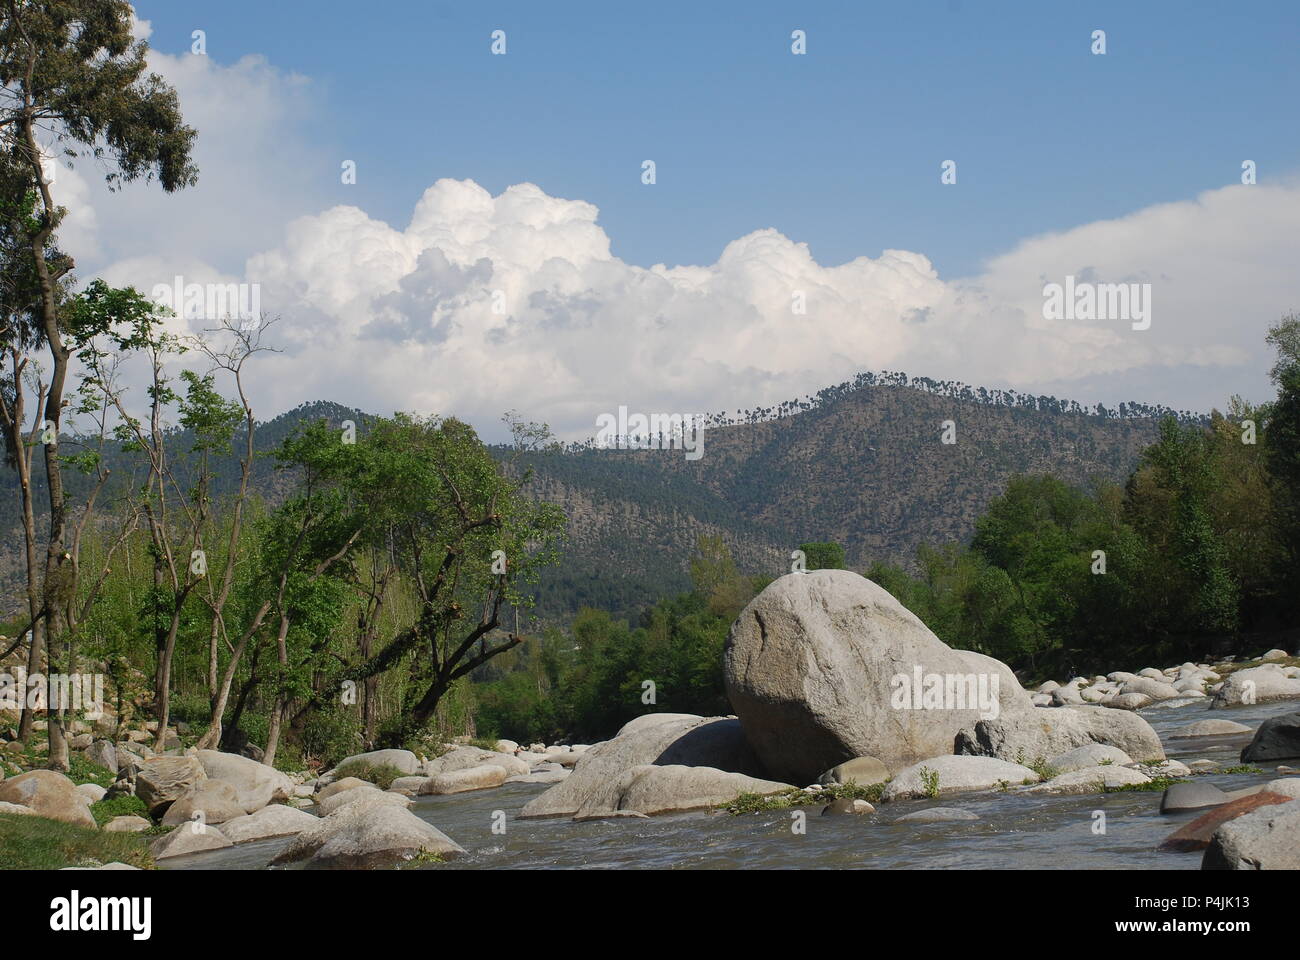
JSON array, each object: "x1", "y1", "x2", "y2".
[{"x1": 162, "y1": 697, "x2": 1299, "y2": 870}]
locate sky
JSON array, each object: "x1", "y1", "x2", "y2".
[{"x1": 55, "y1": 1, "x2": 1300, "y2": 441}]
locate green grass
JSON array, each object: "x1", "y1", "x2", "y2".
[
  {"x1": 1105, "y1": 776, "x2": 1190, "y2": 794},
  {"x1": 89, "y1": 794, "x2": 149, "y2": 827},
  {"x1": 333, "y1": 759, "x2": 407, "y2": 790},
  {"x1": 721, "y1": 781, "x2": 885, "y2": 815},
  {"x1": 0, "y1": 812, "x2": 154, "y2": 870},
  {"x1": 1216, "y1": 764, "x2": 1266, "y2": 775},
  {"x1": 3, "y1": 742, "x2": 115, "y2": 789}
]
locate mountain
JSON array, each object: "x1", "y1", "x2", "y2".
[{"x1": 0, "y1": 376, "x2": 1200, "y2": 621}]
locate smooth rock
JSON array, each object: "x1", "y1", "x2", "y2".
[
  {"x1": 317, "y1": 784, "x2": 410, "y2": 817},
  {"x1": 1046, "y1": 744, "x2": 1133, "y2": 773},
  {"x1": 219, "y1": 804, "x2": 320, "y2": 844},
  {"x1": 956, "y1": 704, "x2": 1164, "y2": 764},
  {"x1": 0, "y1": 770, "x2": 96, "y2": 827},
  {"x1": 161, "y1": 780, "x2": 246, "y2": 826},
  {"x1": 1212, "y1": 664, "x2": 1300, "y2": 707},
  {"x1": 593, "y1": 764, "x2": 793, "y2": 816},
  {"x1": 724, "y1": 570, "x2": 1029, "y2": 783},
  {"x1": 149, "y1": 824, "x2": 232, "y2": 860},
  {"x1": 520, "y1": 714, "x2": 763, "y2": 820},
  {"x1": 1025, "y1": 765, "x2": 1150, "y2": 796},
  {"x1": 1172, "y1": 719, "x2": 1253, "y2": 738},
  {"x1": 102, "y1": 815, "x2": 152, "y2": 833},
  {"x1": 269, "y1": 801, "x2": 463, "y2": 869},
  {"x1": 332, "y1": 748, "x2": 422, "y2": 776},
  {"x1": 1202, "y1": 798, "x2": 1300, "y2": 869},
  {"x1": 1160, "y1": 780, "x2": 1230, "y2": 813},
  {"x1": 195, "y1": 750, "x2": 294, "y2": 814},
  {"x1": 818, "y1": 756, "x2": 890, "y2": 787},
  {"x1": 1158, "y1": 792, "x2": 1292, "y2": 852},
  {"x1": 882, "y1": 756, "x2": 1039, "y2": 802},
  {"x1": 75, "y1": 783, "x2": 107, "y2": 804},
  {"x1": 419, "y1": 764, "x2": 509, "y2": 795},
  {"x1": 1240, "y1": 712, "x2": 1300, "y2": 762},
  {"x1": 423, "y1": 746, "x2": 529, "y2": 778},
  {"x1": 136, "y1": 756, "x2": 206, "y2": 815}
]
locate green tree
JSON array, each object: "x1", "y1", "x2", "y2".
[
  {"x1": 799, "y1": 541, "x2": 846, "y2": 571},
  {"x1": 0, "y1": 0, "x2": 196, "y2": 768}
]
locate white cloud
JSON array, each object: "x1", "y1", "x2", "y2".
[
  {"x1": 228, "y1": 177, "x2": 1297, "y2": 441},
  {"x1": 58, "y1": 22, "x2": 1299, "y2": 442}
]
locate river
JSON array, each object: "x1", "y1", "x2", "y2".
[{"x1": 162, "y1": 697, "x2": 1299, "y2": 870}]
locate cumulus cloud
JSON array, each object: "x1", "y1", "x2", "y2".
[
  {"x1": 225, "y1": 177, "x2": 1296, "y2": 441},
  {"x1": 59, "y1": 17, "x2": 1298, "y2": 443}
]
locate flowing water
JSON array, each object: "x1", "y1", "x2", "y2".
[{"x1": 163, "y1": 698, "x2": 1299, "y2": 870}]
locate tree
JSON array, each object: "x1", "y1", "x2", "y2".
[
  {"x1": 798, "y1": 541, "x2": 845, "y2": 571},
  {"x1": 1265, "y1": 317, "x2": 1300, "y2": 622},
  {"x1": 349, "y1": 414, "x2": 565, "y2": 746},
  {"x1": 0, "y1": 0, "x2": 196, "y2": 768}
]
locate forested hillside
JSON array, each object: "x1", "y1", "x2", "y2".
[{"x1": 1, "y1": 378, "x2": 1188, "y2": 621}]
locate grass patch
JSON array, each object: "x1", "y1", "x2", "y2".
[
  {"x1": 0, "y1": 812, "x2": 153, "y2": 870},
  {"x1": 399, "y1": 851, "x2": 447, "y2": 869},
  {"x1": 918, "y1": 766, "x2": 941, "y2": 799},
  {"x1": 721, "y1": 780, "x2": 885, "y2": 815},
  {"x1": 89, "y1": 794, "x2": 149, "y2": 827},
  {"x1": 1105, "y1": 776, "x2": 1190, "y2": 794},
  {"x1": 1214, "y1": 655, "x2": 1300, "y2": 676},
  {"x1": 333, "y1": 759, "x2": 407, "y2": 790},
  {"x1": 1216, "y1": 764, "x2": 1266, "y2": 775}
]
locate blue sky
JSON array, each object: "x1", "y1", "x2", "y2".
[
  {"x1": 134, "y1": 0, "x2": 1300, "y2": 279},
  {"x1": 63, "y1": 3, "x2": 1299, "y2": 437}
]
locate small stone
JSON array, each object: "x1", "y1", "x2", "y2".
[{"x1": 1160, "y1": 780, "x2": 1229, "y2": 814}]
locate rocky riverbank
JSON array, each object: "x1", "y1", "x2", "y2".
[{"x1": 3, "y1": 569, "x2": 1298, "y2": 870}]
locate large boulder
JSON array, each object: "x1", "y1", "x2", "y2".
[
  {"x1": 1024, "y1": 766, "x2": 1150, "y2": 796},
  {"x1": 333, "y1": 749, "x2": 422, "y2": 776},
  {"x1": 195, "y1": 750, "x2": 294, "y2": 814},
  {"x1": 1172, "y1": 719, "x2": 1253, "y2": 738},
  {"x1": 136, "y1": 756, "x2": 206, "y2": 816},
  {"x1": 0, "y1": 770, "x2": 96, "y2": 828},
  {"x1": 83, "y1": 739, "x2": 119, "y2": 774},
  {"x1": 419, "y1": 764, "x2": 508, "y2": 795},
  {"x1": 160, "y1": 780, "x2": 247, "y2": 827},
  {"x1": 1120, "y1": 677, "x2": 1182, "y2": 700},
  {"x1": 818, "y1": 756, "x2": 891, "y2": 787},
  {"x1": 421, "y1": 746, "x2": 528, "y2": 779},
  {"x1": 723, "y1": 571, "x2": 1029, "y2": 783},
  {"x1": 881, "y1": 755, "x2": 1040, "y2": 802},
  {"x1": 317, "y1": 777, "x2": 371, "y2": 803},
  {"x1": 1240, "y1": 712, "x2": 1300, "y2": 762},
  {"x1": 956, "y1": 705, "x2": 1165, "y2": 765},
  {"x1": 149, "y1": 824, "x2": 232, "y2": 860},
  {"x1": 317, "y1": 784, "x2": 409, "y2": 817},
  {"x1": 519, "y1": 714, "x2": 762, "y2": 820},
  {"x1": 1201, "y1": 799, "x2": 1300, "y2": 867},
  {"x1": 585, "y1": 764, "x2": 794, "y2": 817},
  {"x1": 219, "y1": 804, "x2": 320, "y2": 844},
  {"x1": 1045, "y1": 744, "x2": 1133, "y2": 773},
  {"x1": 1160, "y1": 792, "x2": 1292, "y2": 852},
  {"x1": 1211, "y1": 665, "x2": 1300, "y2": 708},
  {"x1": 269, "y1": 801, "x2": 464, "y2": 869}
]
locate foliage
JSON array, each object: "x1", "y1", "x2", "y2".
[
  {"x1": 0, "y1": 812, "x2": 153, "y2": 870},
  {"x1": 89, "y1": 793, "x2": 148, "y2": 826}
]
